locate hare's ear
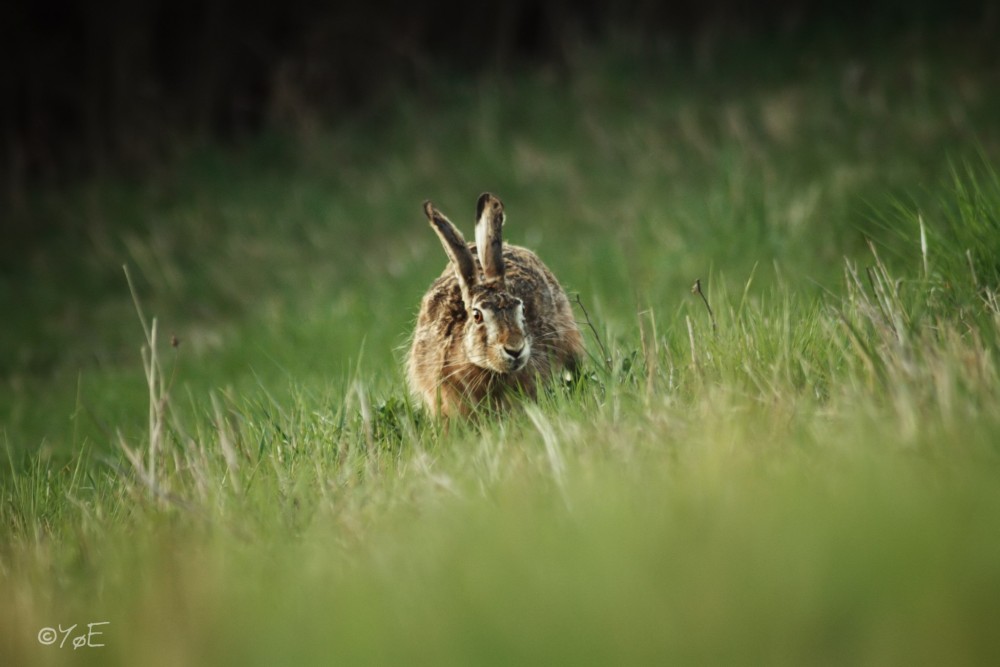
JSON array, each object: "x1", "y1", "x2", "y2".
[
  {"x1": 425, "y1": 200, "x2": 477, "y2": 302},
  {"x1": 475, "y1": 192, "x2": 505, "y2": 282}
]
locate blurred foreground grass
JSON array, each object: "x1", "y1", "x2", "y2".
[{"x1": 3, "y1": 29, "x2": 1000, "y2": 665}]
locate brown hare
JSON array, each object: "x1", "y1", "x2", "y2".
[{"x1": 407, "y1": 193, "x2": 584, "y2": 417}]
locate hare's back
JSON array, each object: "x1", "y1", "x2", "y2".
[
  {"x1": 417, "y1": 269, "x2": 466, "y2": 330},
  {"x1": 494, "y1": 244, "x2": 575, "y2": 336}
]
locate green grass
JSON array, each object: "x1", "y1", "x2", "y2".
[{"x1": 3, "y1": 31, "x2": 1000, "y2": 665}]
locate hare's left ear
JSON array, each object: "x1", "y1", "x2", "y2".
[
  {"x1": 475, "y1": 192, "x2": 505, "y2": 282},
  {"x1": 425, "y1": 200, "x2": 477, "y2": 305}
]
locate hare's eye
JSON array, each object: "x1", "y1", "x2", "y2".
[{"x1": 472, "y1": 308, "x2": 483, "y2": 324}]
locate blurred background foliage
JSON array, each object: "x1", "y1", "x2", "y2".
[{"x1": 3, "y1": 0, "x2": 995, "y2": 199}]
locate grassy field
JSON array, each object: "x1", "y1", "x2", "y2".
[{"x1": 3, "y1": 28, "x2": 1000, "y2": 665}]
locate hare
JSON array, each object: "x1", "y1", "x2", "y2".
[{"x1": 406, "y1": 192, "x2": 584, "y2": 417}]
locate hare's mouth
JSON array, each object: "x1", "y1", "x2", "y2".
[
  {"x1": 505, "y1": 357, "x2": 528, "y2": 373},
  {"x1": 472, "y1": 345, "x2": 530, "y2": 374},
  {"x1": 499, "y1": 344, "x2": 529, "y2": 373}
]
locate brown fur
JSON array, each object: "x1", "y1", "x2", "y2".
[{"x1": 407, "y1": 195, "x2": 584, "y2": 417}]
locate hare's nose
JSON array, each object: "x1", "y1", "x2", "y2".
[{"x1": 504, "y1": 345, "x2": 524, "y2": 360}]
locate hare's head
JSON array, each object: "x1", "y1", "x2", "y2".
[{"x1": 424, "y1": 193, "x2": 531, "y2": 374}]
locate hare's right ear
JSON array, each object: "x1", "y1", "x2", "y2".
[
  {"x1": 424, "y1": 200, "x2": 477, "y2": 304},
  {"x1": 475, "y1": 192, "x2": 505, "y2": 283}
]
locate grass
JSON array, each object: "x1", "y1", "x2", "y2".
[{"x1": 3, "y1": 28, "x2": 1000, "y2": 665}]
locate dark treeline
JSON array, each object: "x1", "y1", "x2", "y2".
[{"x1": 1, "y1": 0, "x2": 992, "y2": 199}]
